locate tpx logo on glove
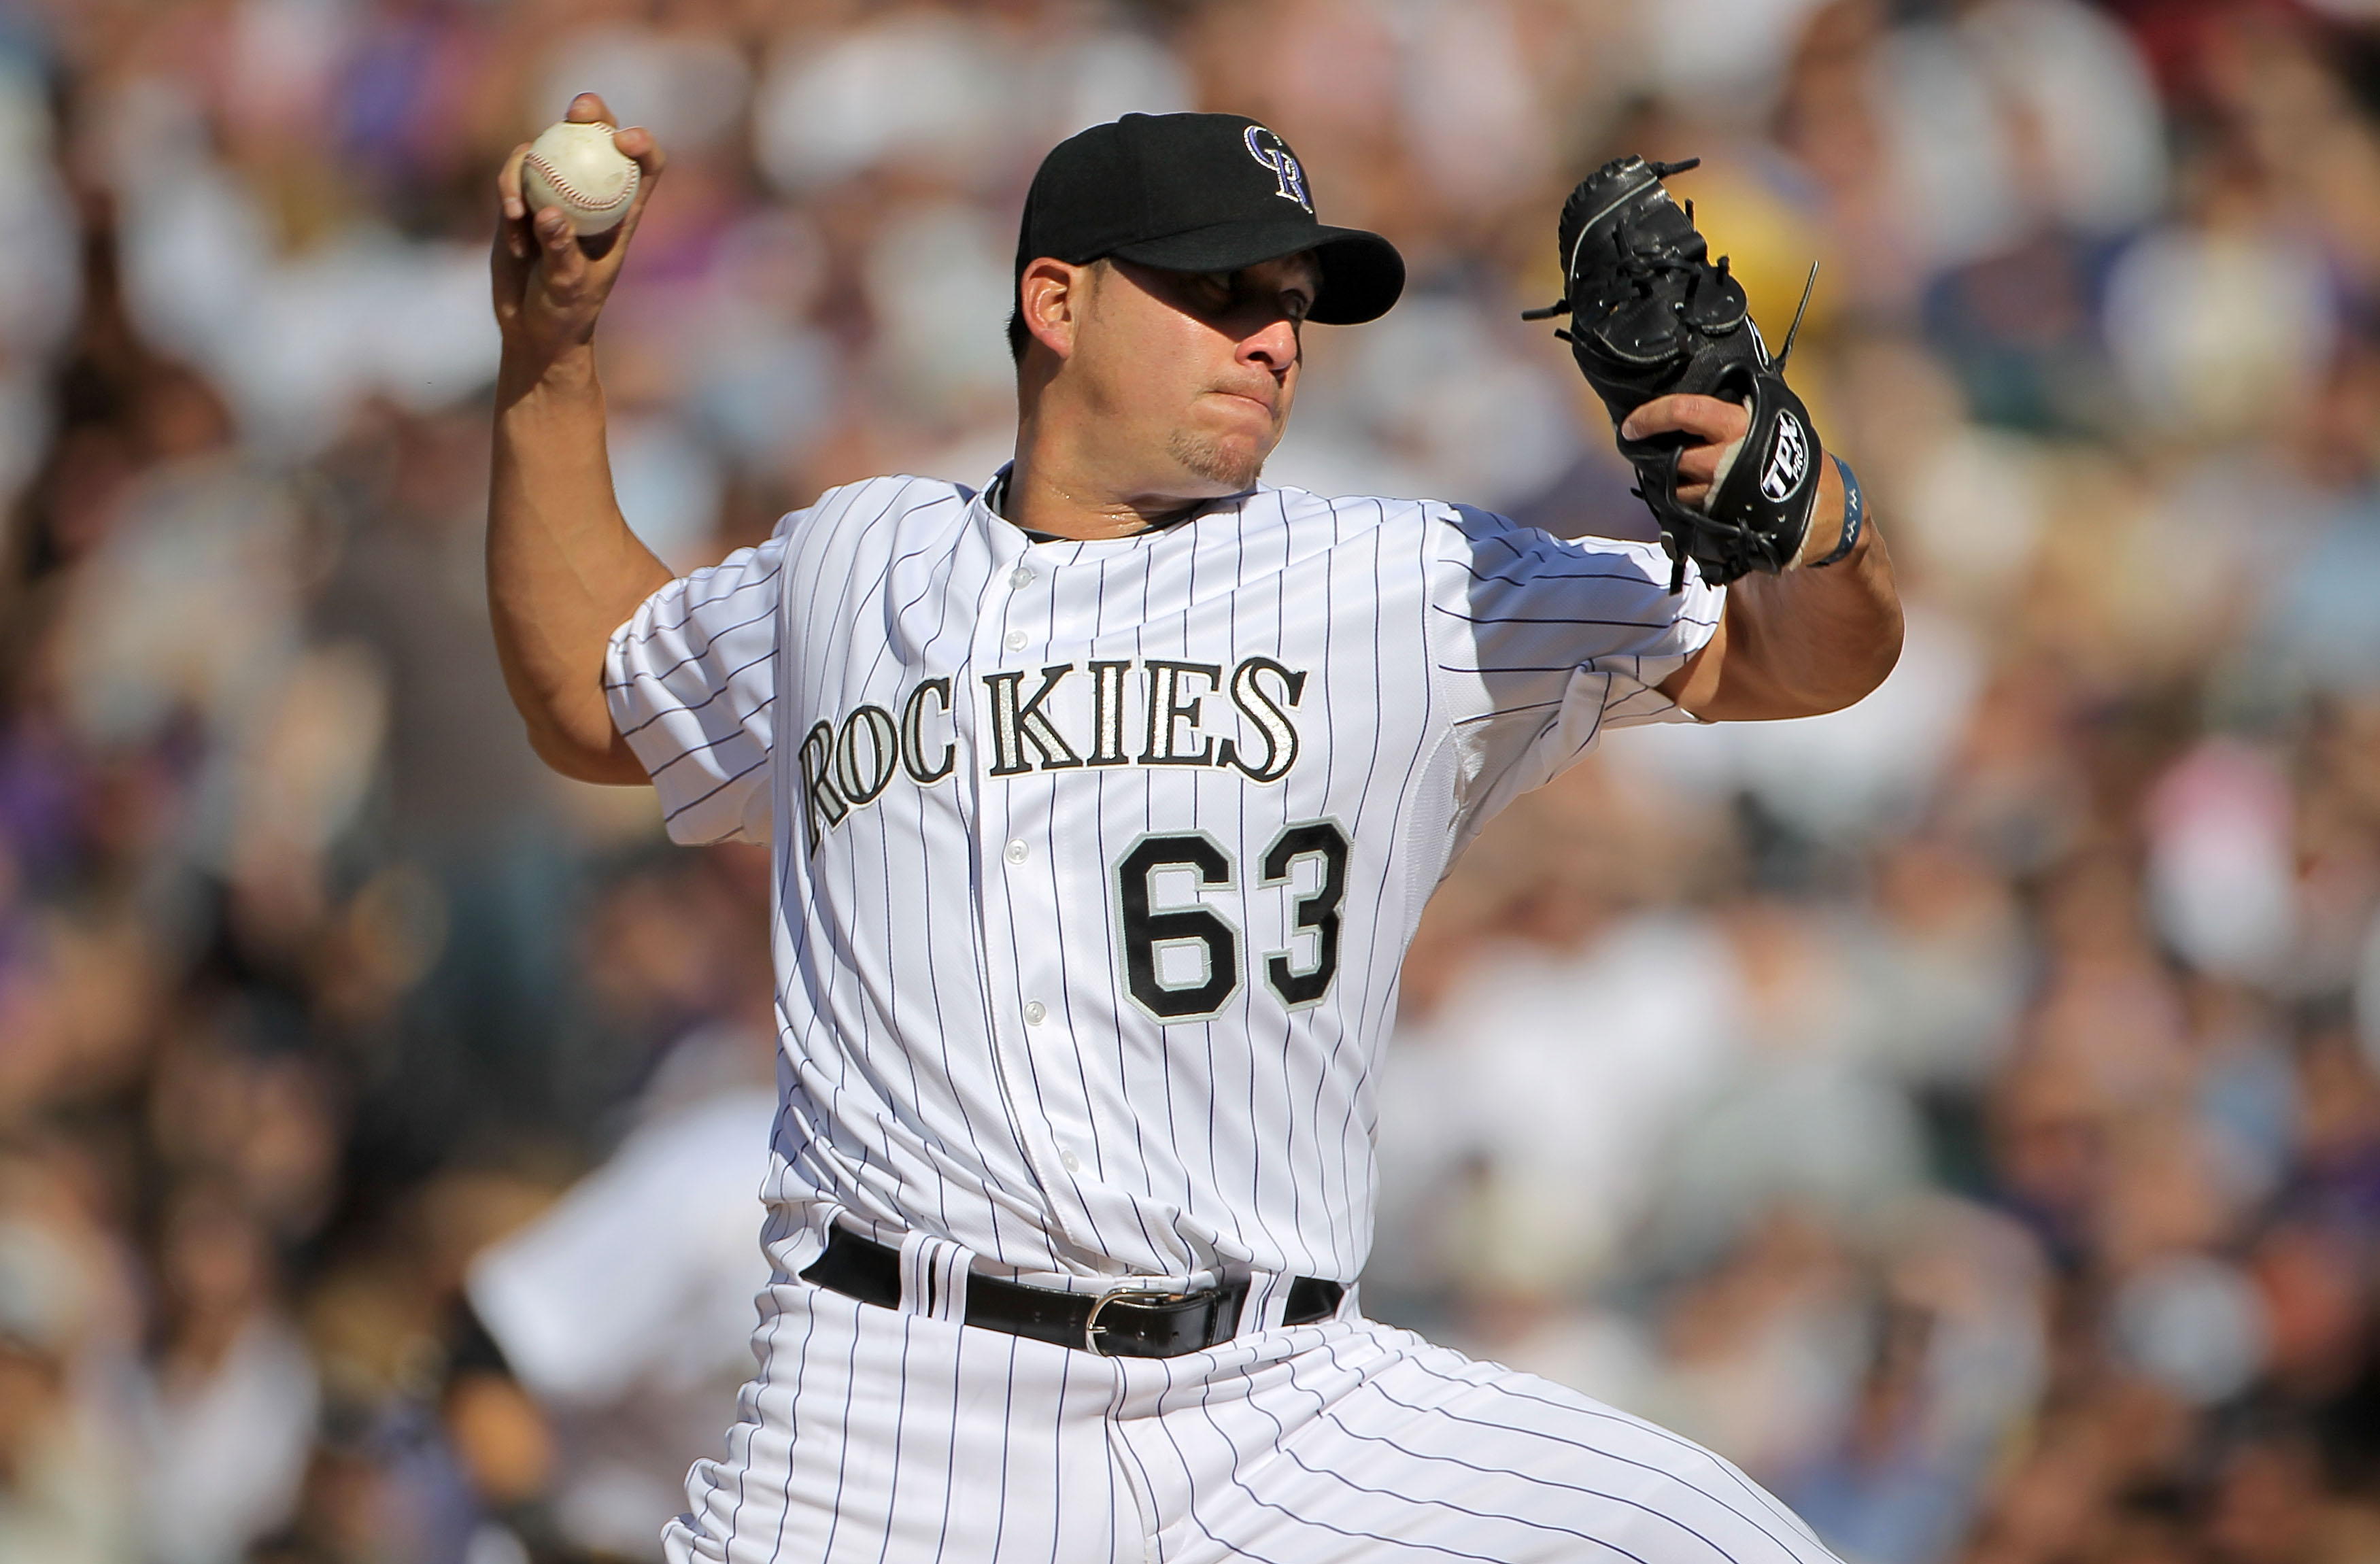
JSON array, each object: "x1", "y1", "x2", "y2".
[
  {"x1": 1244, "y1": 126, "x2": 1313, "y2": 213},
  {"x1": 1761, "y1": 411, "x2": 1809, "y2": 502}
]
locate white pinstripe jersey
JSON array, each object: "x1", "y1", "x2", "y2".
[{"x1": 605, "y1": 473, "x2": 1720, "y2": 1291}]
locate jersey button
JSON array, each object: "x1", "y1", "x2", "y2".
[
  {"x1": 1003, "y1": 629, "x2": 1027, "y2": 652},
  {"x1": 1059, "y1": 1149, "x2": 1081, "y2": 1173},
  {"x1": 1023, "y1": 1000, "x2": 1047, "y2": 1025},
  {"x1": 1009, "y1": 566, "x2": 1034, "y2": 589},
  {"x1": 1004, "y1": 839, "x2": 1029, "y2": 865}
]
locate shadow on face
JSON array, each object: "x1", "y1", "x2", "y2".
[{"x1": 1037, "y1": 252, "x2": 1322, "y2": 500}]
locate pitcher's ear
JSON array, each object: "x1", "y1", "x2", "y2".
[{"x1": 1019, "y1": 258, "x2": 1092, "y2": 361}]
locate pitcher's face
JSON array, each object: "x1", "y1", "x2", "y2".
[{"x1": 1068, "y1": 253, "x2": 1319, "y2": 496}]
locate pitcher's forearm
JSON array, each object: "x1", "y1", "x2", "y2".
[
  {"x1": 1703, "y1": 528, "x2": 1900, "y2": 718},
  {"x1": 1662, "y1": 464, "x2": 1903, "y2": 721},
  {"x1": 488, "y1": 349, "x2": 673, "y2": 782}
]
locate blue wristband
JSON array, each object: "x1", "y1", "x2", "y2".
[{"x1": 1809, "y1": 455, "x2": 1863, "y2": 568}]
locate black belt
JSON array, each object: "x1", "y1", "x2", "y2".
[{"x1": 799, "y1": 1226, "x2": 1344, "y2": 1359}]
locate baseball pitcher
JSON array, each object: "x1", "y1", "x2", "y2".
[{"x1": 488, "y1": 94, "x2": 1901, "y2": 1564}]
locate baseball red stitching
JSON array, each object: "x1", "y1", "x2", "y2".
[{"x1": 524, "y1": 131, "x2": 637, "y2": 216}]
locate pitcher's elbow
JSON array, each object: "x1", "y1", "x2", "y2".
[
  {"x1": 1788, "y1": 613, "x2": 1904, "y2": 719},
  {"x1": 1850, "y1": 612, "x2": 1905, "y2": 705},
  {"x1": 522, "y1": 710, "x2": 649, "y2": 785}
]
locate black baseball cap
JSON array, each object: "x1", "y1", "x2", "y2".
[{"x1": 1015, "y1": 112, "x2": 1404, "y2": 326}]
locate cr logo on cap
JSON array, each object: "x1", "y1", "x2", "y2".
[{"x1": 1244, "y1": 126, "x2": 1312, "y2": 214}]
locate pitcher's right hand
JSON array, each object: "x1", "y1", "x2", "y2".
[{"x1": 492, "y1": 92, "x2": 664, "y2": 381}]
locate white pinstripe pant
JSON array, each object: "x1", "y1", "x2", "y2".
[{"x1": 662, "y1": 1273, "x2": 1841, "y2": 1564}]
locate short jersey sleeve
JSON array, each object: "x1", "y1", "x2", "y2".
[
  {"x1": 1429, "y1": 503, "x2": 1722, "y2": 835},
  {"x1": 605, "y1": 530, "x2": 790, "y2": 846}
]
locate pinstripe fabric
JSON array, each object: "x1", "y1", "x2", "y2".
[
  {"x1": 605, "y1": 475, "x2": 1716, "y2": 1291},
  {"x1": 607, "y1": 535, "x2": 787, "y2": 845},
  {"x1": 611, "y1": 473, "x2": 1818, "y2": 1564},
  {"x1": 661, "y1": 1289, "x2": 1837, "y2": 1564},
  {"x1": 1117, "y1": 1320, "x2": 1837, "y2": 1564},
  {"x1": 664, "y1": 1279, "x2": 1136, "y2": 1564}
]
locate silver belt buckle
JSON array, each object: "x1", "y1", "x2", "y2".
[{"x1": 1083, "y1": 1280, "x2": 1201, "y2": 1356}]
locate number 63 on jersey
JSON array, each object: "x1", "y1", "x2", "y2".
[{"x1": 1114, "y1": 821, "x2": 1350, "y2": 1022}]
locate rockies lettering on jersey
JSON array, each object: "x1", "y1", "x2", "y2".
[
  {"x1": 798, "y1": 656, "x2": 1310, "y2": 851},
  {"x1": 604, "y1": 471, "x2": 1719, "y2": 1287}
]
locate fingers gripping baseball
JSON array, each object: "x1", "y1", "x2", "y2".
[{"x1": 491, "y1": 93, "x2": 665, "y2": 364}]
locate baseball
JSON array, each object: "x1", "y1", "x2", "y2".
[{"x1": 519, "y1": 120, "x2": 639, "y2": 235}]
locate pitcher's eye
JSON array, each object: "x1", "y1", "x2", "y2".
[{"x1": 1186, "y1": 273, "x2": 1234, "y2": 309}]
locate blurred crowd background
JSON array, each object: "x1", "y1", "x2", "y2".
[{"x1": 2, "y1": 0, "x2": 2379, "y2": 1561}]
